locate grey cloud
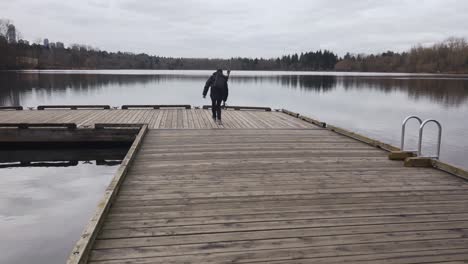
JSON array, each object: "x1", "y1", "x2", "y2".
[{"x1": 2, "y1": 0, "x2": 467, "y2": 58}]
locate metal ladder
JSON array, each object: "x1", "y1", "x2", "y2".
[{"x1": 401, "y1": 116, "x2": 442, "y2": 159}]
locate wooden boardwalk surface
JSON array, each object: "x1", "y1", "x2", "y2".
[
  {"x1": 0, "y1": 109, "x2": 314, "y2": 129},
  {"x1": 2, "y1": 108, "x2": 468, "y2": 263},
  {"x1": 87, "y1": 128, "x2": 468, "y2": 263}
]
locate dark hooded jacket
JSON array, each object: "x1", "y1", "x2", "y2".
[{"x1": 203, "y1": 71, "x2": 229, "y2": 101}]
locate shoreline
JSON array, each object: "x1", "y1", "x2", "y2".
[{"x1": 2, "y1": 69, "x2": 468, "y2": 78}]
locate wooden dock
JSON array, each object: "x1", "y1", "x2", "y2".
[
  {"x1": 0, "y1": 108, "x2": 313, "y2": 129},
  {"x1": 1, "y1": 107, "x2": 468, "y2": 263}
]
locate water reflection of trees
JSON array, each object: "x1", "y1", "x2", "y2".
[
  {"x1": 340, "y1": 77, "x2": 468, "y2": 107},
  {"x1": 0, "y1": 72, "x2": 467, "y2": 107},
  {"x1": 0, "y1": 73, "x2": 168, "y2": 105},
  {"x1": 229, "y1": 76, "x2": 337, "y2": 93}
]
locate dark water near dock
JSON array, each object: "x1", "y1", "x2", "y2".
[
  {"x1": 1, "y1": 70, "x2": 467, "y2": 169},
  {"x1": 0, "y1": 148, "x2": 126, "y2": 264}
]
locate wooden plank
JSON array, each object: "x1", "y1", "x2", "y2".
[
  {"x1": 66, "y1": 125, "x2": 148, "y2": 264},
  {"x1": 40, "y1": 110, "x2": 71, "y2": 123},
  {"x1": 170, "y1": 110, "x2": 178, "y2": 128},
  {"x1": 234, "y1": 110, "x2": 258, "y2": 128},
  {"x1": 94, "y1": 110, "x2": 116, "y2": 124},
  {"x1": 116, "y1": 108, "x2": 135, "y2": 124},
  {"x1": 432, "y1": 159, "x2": 468, "y2": 181},
  {"x1": 107, "y1": 200, "x2": 468, "y2": 219},
  {"x1": 104, "y1": 205, "x2": 468, "y2": 231},
  {"x1": 91, "y1": 228, "x2": 468, "y2": 260},
  {"x1": 222, "y1": 111, "x2": 238, "y2": 128},
  {"x1": 120, "y1": 176, "x2": 458, "y2": 188},
  {"x1": 222, "y1": 110, "x2": 238, "y2": 129},
  {"x1": 198, "y1": 108, "x2": 213, "y2": 128},
  {"x1": 96, "y1": 227, "x2": 468, "y2": 254},
  {"x1": 158, "y1": 110, "x2": 168, "y2": 128},
  {"x1": 131, "y1": 110, "x2": 145, "y2": 124},
  {"x1": 78, "y1": 110, "x2": 111, "y2": 127},
  {"x1": 0, "y1": 109, "x2": 336, "y2": 129},
  {"x1": 133, "y1": 110, "x2": 150, "y2": 124},
  {"x1": 182, "y1": 109, "x2": 189, "y2": 128},
  {"x1": 67, "y1": 110, "x2": 96, "y2": 124},
  {"x1": 166, "y1": 109, "x2": 174, "y2": 129},
  {"x1": 149, "y1": 110, "x2": 162, "y2": 129},
  {"x1": 102, "y1": 205, "x2": 468, "y2": 227},
  {"x1": 193, "y1": 109, "x2": 205, "y2": 129},
  {"x1": 88, "y1": 238, "x2": 468, "y2": 263}
]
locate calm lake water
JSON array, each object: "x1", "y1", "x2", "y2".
[
  {"x1": 1, "y1": 70, "x2": 467, "y2": 168},
  {"x1": 0, "y1": 148, "x2": 126, "y2": 264},
  {"x1": 1, "y1": 70, "x2": 468, "y2": 168}
]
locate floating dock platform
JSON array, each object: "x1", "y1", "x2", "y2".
[{"x1": 1, "y1": 105, "x2": 467, "y2": 264}]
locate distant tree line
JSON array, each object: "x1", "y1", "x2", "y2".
[
  {"x1": 0, "y1": 40, "x2": 338, "y2": 71},
  {"x1": 0, "y1": 19, "x2": 337, "y2": 71},
  {"x1": 335, "y1": 38, "x2": 468, "y2": 74},
  {"x1": 1, "y1": 19, "x2": 468, "y2": 73}
]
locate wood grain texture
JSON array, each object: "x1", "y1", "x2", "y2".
[
  {"x1": 85, "y1": 129, "x2": 468, "y2": 263},
  {"x1": 3, "y1": 109, "x2": 467, "y2": 262},
  {"x1": 0, "y1": 109, "x2": 317, "y2": 129}
]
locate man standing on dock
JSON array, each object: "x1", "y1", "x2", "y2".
[{"x1": 203, "y1": 69, "x2": 230, "y2": 125}]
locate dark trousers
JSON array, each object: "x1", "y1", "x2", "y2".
[{"x1": 211, "y1": 97, "x2": 222, "y2": 120}]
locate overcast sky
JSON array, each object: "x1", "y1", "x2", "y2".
[{"x1": 2, "y1": 0, "x2": 468, "y2": 58}]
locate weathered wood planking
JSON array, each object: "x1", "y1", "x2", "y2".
[
  {"x1": 3, "y1": 108, "x2": 467, "y2": 263},
  {"x1": 84, "y1": 129, "x2": 468, "y2": 264},
  {"x1": 0, "y1": 109, "x2": 315, "y2": 129}
]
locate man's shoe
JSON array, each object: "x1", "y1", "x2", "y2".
[{"x1": 217, "y1": 120, "x2": 223, "y2": 125}]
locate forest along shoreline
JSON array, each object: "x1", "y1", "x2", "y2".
[{"x1": 1, "y1": 20, "x2": 468, "y2": 74}]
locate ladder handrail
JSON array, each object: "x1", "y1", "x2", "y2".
[
  {"x1": 401, "y1": 116, "x2": 422, "y2": 150},
  {"x1": 418, "y1": 119, "x2": 442, "y2": 158}
]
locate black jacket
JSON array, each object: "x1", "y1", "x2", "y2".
[{"x1": 203, "y1": 72, "x2": 229, "y2": 101}]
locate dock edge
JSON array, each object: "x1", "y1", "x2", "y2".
[
  {"x1": 281, "y1": 109, "x2": 468, "y2": 181},
  {"x1": 66, "y1": 124, "x2": 148, "y2": 264}
]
